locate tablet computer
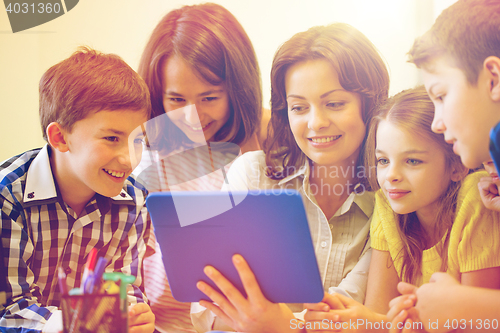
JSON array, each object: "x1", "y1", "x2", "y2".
[{"x1": 145, "y1": 190, "x2": 324, "y2": 303}]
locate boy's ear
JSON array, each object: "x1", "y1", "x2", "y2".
[
  {"x1": 46, "y1": 122, "x2": 69, "y2": 153},
  {"x1": 484, "y1": 56, "x2": 500, "y2": 102},
  {"x1": 450, "y1": 163, "x2": 469, "y2": 182}
]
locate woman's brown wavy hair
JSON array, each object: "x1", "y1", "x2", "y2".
[{"x1": 265, "y1": 23, "x2": 389, "y2": 190}]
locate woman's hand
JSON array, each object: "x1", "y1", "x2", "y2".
[
  {"x1": 305, "y1": 293, "x2": 383, "y2": 333},
  {"x1": 304, "y1": 293, "x2": 344, "y2": 332},
  {"x1": 197, "y1": 254, "x2": 298, "y2": 333}
]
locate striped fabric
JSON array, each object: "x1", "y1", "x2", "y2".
[
  {"x1": 136, "y1": 144, "x2": 236, "y2": 333},
  {"x1": 135, "y1": 144, "x2": 233, "y2": 192},
  {"x1": 0, "y1": 146, "x2": 151, "y2": 332},
  {"x1": 144, "y1": 235, "x2": 196, "y2": 333}
]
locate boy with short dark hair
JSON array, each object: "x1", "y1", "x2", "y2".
[
  {"x1": 408, "y1": 0, "x2": 500, "y2": 169},
  {"x1": 0, "y1": 47, "x2": 155, "y2": 332},
  {"x1": 389, "y1": 1, "x2": 500, "y2": 332}
]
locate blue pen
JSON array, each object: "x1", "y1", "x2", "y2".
[
  {"x1": 89, "y1": 257, "x2": 108, "y2": 294},
  {"x1": 83, "y1": 271, "x2": 94, "y2": 294}
]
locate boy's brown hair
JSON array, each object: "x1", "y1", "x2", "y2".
[
  {"x1": 408, "y1": 0, "x2": 500, "y2": 85},
  {"x1": 39, "y1": 47, "x2": 151, "y2": 141}
]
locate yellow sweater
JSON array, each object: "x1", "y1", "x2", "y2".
[{"x1": 371, "y1": 171, "x2": 500, "y2": 285}]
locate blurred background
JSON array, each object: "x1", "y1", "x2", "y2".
[{"x1": 0, "y1": 0, "x2": 456, "y2": 161}]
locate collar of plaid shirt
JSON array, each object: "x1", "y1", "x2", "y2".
[
  {"x1": 23, "y1": 145, "x2": 135, "y2": 207},
  {"x1": 0, "y1": 145, "x2": 151, "y2": 331}
]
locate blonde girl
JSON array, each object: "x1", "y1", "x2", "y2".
[{"x1": 304, "y1": 87, "x2": 500, "y2": 332}]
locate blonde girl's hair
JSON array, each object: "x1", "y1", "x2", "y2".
[{"x1": 364, "y1": 86, "x2": 467, "y2": 284}]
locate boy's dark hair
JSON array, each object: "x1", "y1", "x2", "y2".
[
  {"x1": 39, "y1": 47, "x2": 151, "y2": 141},
  {"x1": 408, "y1": 0, "x2": 500, "y2": 84},
  {"x1": 138, "y1": 3, "x2": 262, "y2": 152}
]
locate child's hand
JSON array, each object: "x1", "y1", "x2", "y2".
[
  {"x1": 389, "y1": 310, "x2": 423, "y2": 333},
  {"x1": 478, "y1": 176, "x2": 500, "y2": 211},
  {"x1": 386, "y1": 293, "x2": 417, "y2": 322},
  {"x1": 197, "y1": 254, "x2": 296, "y2": 333},
  {"x1": 412, "y1": 273, "x2": 460, "y2": 333},
  {"x1": 386, "y1": 289, "x2": 423, "y2": 333},
  {"x1": 128, "y1": 302, "x2": 155, "y2": 333},
  {"x1": 387, "y1": 281, "x2": 418, "y2": 322}
]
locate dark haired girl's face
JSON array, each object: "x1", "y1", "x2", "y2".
[
  {"x1": 162, "y1": 55, "x2": 230, "y2": 143},
  {"x1": 285, "y1": 59, "x2": 365, "y2": 168}
]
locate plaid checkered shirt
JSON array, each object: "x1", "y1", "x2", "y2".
[{"x1": 0, "y1": 145, "x2": 152, "y2": 332}]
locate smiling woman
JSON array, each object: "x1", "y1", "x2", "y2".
[
  {"x1": 285, "y1": 59, "x2": 365, "y2": 186},
  {"x1": 191, "y1": 23, "x2": 390, "y2": 332}
]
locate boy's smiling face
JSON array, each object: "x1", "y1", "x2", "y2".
[
  {"x1": 55, "y1": 109, "x2": 147, "y2": 206},
  {"x1": 423, "y1": 55, "x2": 500, "y2": 169}
]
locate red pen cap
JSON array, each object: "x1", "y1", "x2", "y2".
[{"x1": 86, "y1": 248, "x2": 98, "y2": 271}]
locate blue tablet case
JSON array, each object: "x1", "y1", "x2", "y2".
[
  {"x1": 145, "y1": 190, "x2": 324, "y2": 303},
  {"x1": 490, "y1": 121, "x2": 500, "y2": 173}
]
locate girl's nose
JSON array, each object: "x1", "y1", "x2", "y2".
[
  {"x1": 386, "y1": 163, "x2": 402, "y2": 183},
  {"x1": 184, "y1": 104, "x2": 201, "y2": 126}
]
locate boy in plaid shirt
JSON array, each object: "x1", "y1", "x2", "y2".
[{"x1": 0, "y1": 47, "x2": 155, "y2": 332}]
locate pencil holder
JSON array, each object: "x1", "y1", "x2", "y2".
[{"x1": 61, "y1": 293, "x2": 127, "y2": 333}]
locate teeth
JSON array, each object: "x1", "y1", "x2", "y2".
[
  {"x1": 190, "y1": 122, "x2": 211, "y2": 131},
  {"x1": 310, "y1": 136, "x2": 340, "y2": 143},
  {"x1": 104, "y1": 169, "x2": 125, "y2": 178}
]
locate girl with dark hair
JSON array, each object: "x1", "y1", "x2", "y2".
[
  {"x1": 138, "y1": 2, "x2": 267, "y2": 156},
  {"x1": 193, "y1": 23, "x2": 390, "y2": 332},
  {"x1": 136, "y1": 3, "x2": 269, "y2": 332}
]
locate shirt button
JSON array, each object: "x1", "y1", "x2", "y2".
[
  {"x1": 64, "y1": 267, "x2": 71, "y2": 275},
  {"x1": 120, "y1": 192, "x2": 126, "y2": 198},
  {"x1": 329, "y1": 224, "x2": 333, "y2": 230},
  {"x1": 28, "y1": 192, "x2": 35, "y2": 199},
  {"x1": 320, "y1": 241, "x2": 327, "y2": 248}
]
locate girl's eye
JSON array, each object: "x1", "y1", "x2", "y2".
[
  {"x1": 134, "y1": 138, "x2": 144, "y2": 145},
  {"x1": 407, "y1": 158, "x2": 422, "y2": 165},
  {"x1": 169, "y1": 97, "x2": 185, "y2": 103},
  {"x1": 326, "y1": 102, "x2": 345, "y2": 109},
  {"x1": 203, "y1": 97, "x2": 218, "y2": 102},
  {"x1": 105, "y1": 136, "x2": 119, "y2": 142},
  {"x1": 377, "y1": 158, "x2": 389, "y2": 165}
]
